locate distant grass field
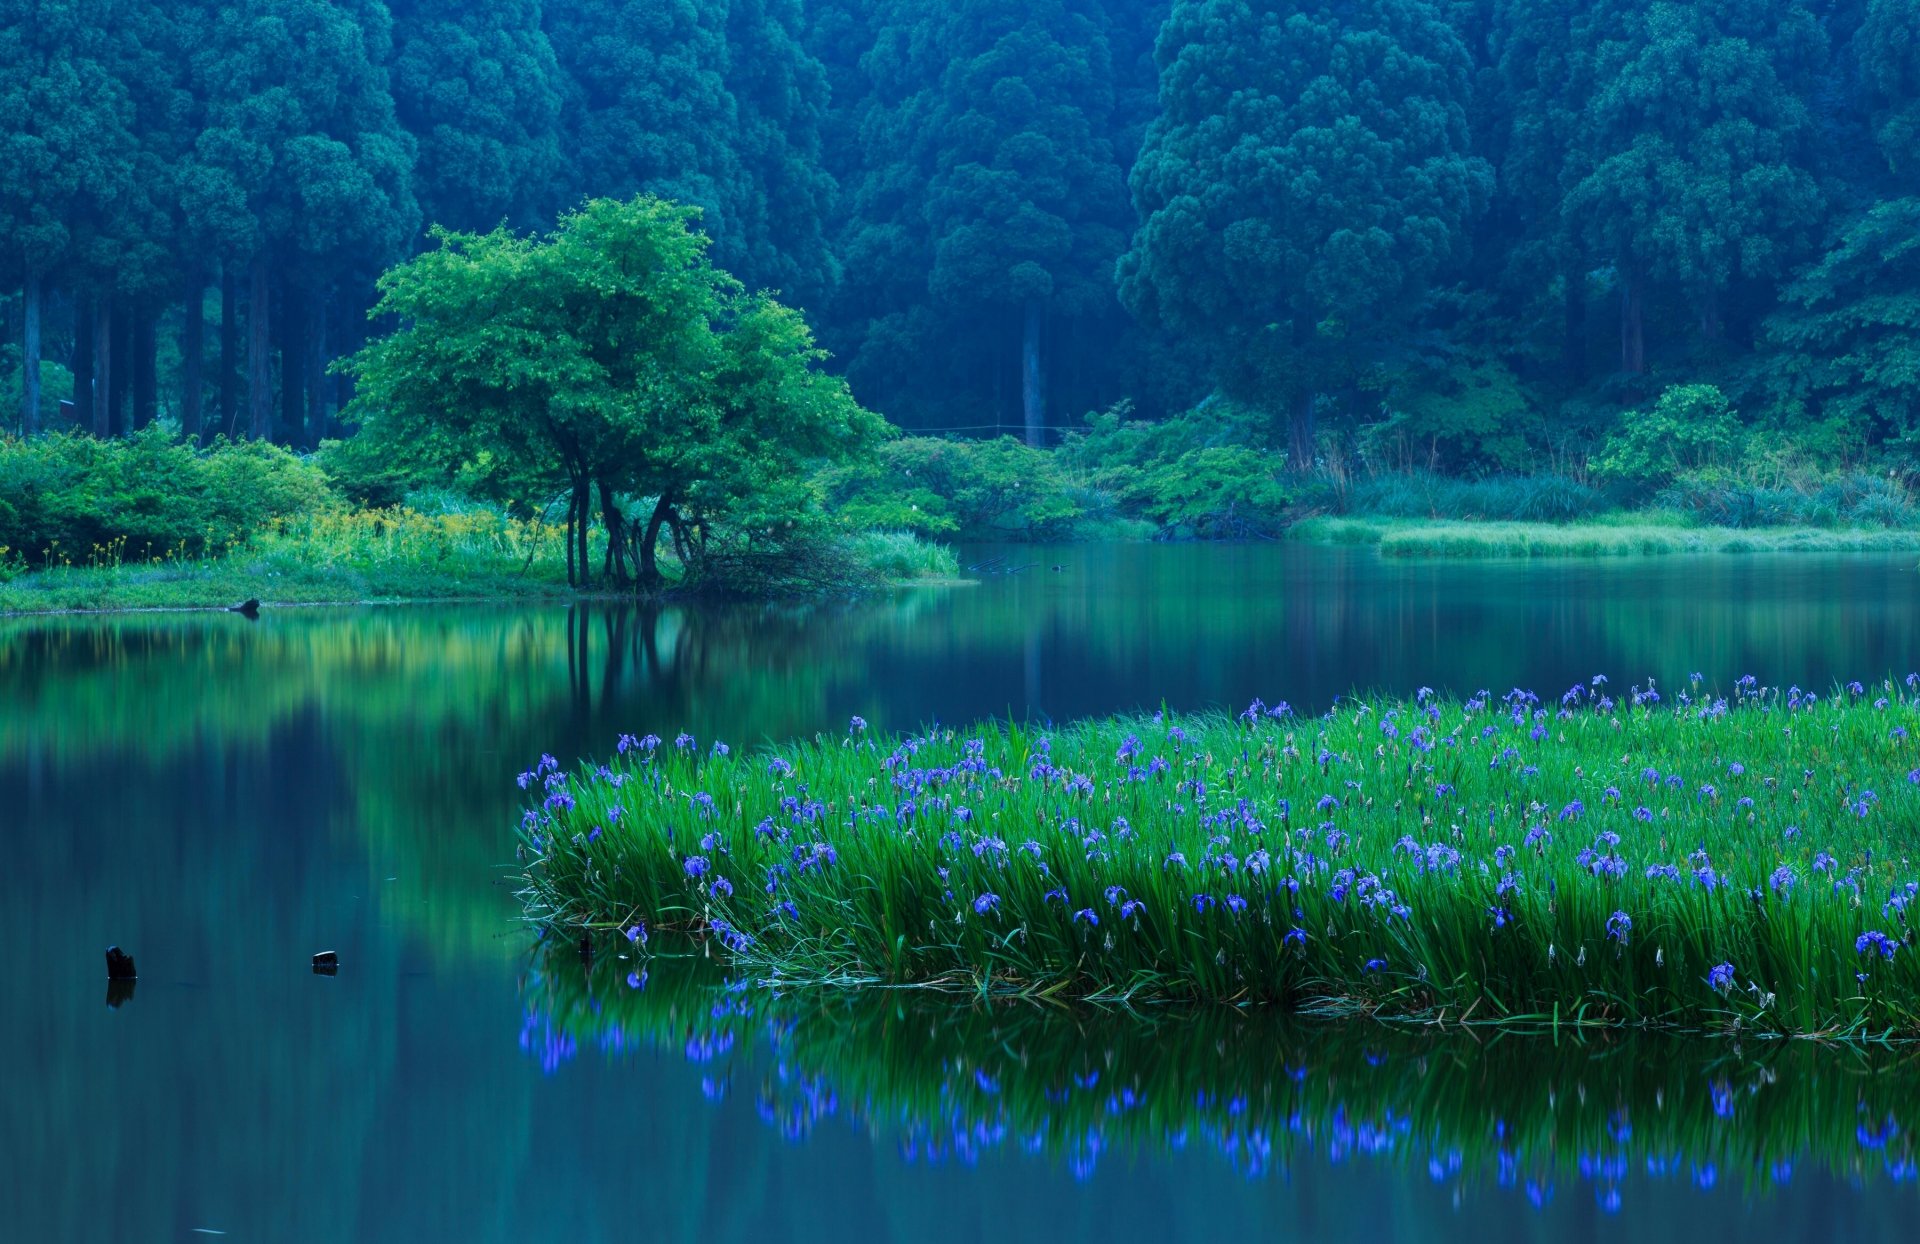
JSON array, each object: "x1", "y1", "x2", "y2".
[
  {"x1": 1292, "y1": 515, "x2": 1920, "y2": 558},
  {"x1": 520, "y1": 677, "x2": 1920, "y2": 1035}
]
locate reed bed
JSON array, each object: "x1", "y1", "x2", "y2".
[{"x1": 518, "y1": 676, "x2": 1920, "y2": 1033}]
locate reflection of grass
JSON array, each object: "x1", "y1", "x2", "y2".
[
  {"x1": 522, "y1": 681, "x2": 1920, "y2": 1032},
  {"x1": 528, "y1": 952, "x2": 1920, "y2": 1197},
  {"x1": 1292, "y1": 516, "x2": 1920, "y2": 558}
]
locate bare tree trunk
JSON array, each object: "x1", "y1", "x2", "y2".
[
  {"x1": 72, "y1": 296, "x2": 94, "y2": 431},
  {"x1": 133, "y1": 312, "x2": 156, "y2": 430},
  {"x1": 1289, "y1": 389, "x2": 1316, "y2": 472},
  {"x1": 574, "y1": 478, "x2": 594, "y2": 590},
  {"x1": 638, "y1": 494, "x2": 673, "y2": 589},
  {"x1": 220, "y1": 264, "x2": 238, "y2": 437},
  {"x1": 305, "y1": 286, "x2": 327, "y2": 443},
  {"x1": 598, "y1": 479, "x2": 627, "y2": 586},
  {"x1": 280, "y1": 283, "x2": 306, "y2": 447},
  {"x1": 1021, "y1": 298, "x2": 1045, "y2": 448},
  {"x1": 565, "y1": 487, "x2": 577, "y2": 588},
  {"x1": 92, "y1": 296, "x2": 112, "y2": 438},
  {"x1": 1562, "y1": 251, "x2": 1587, "y2": 385},
  {"x1": 247, "y1": 255, "x2": 271, "y2": 440},
  {"x1": 182, "y1": 279, "x2": 204, "y2": 443},
  {"x1": 108, "y1": 303, "x2": 129, "y2": 436},
  {"x1": 1620, "y1": 260, "x2": 1645, "y2": 375},
  {"x1": 21, "y1": 270, "x2": 41, "y2": 436},
  {"x1": 1699, "y1": 283, "x2": 1723, "y2": 342}
]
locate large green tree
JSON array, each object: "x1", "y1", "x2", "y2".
[
  {"x1": 178, "y1": 0, "x2": 418, "y2": 443},
  {"x1": 1119, "y1": 0, "x2": 1491, "y2": 466},
  {"x1": 1563, "y1": 0, "x2": 1829, "y2": 373},
  {"x1": 543, "y1": 0, "x2": 834, "y2": 298},
  {"x1": 0, "y1": 0, "x2": 139, "y2": 436},
  {"x1": 389, "y1": 0, "x2": 564, "y2": 234},
  {"x1": 345, "y1": 197, "x2": 883, "y2": 590}
]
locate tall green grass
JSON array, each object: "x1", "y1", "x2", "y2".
[
  {"x1": 526, "y1": 952, "x2": 1920, "y2": 1193},
  {"x1": 518, "y1": 677, "x2": 1920, "y2": 1034}
]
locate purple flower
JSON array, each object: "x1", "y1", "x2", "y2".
[
  {"x1": 624, "y1": 923, "x2": 647, "y2": 945},
  {"x1": 1857, "y1": 930, "x2": 1898, "y2": 960},
  {"x1": 849, "y1": 716, "x2": 868, "y2": 734},
  {"x1": 674, "y1": 732, "x2": 696, "y2": 750},
  {"x1": 1606, "y1": 911, "x2": 1632, "y2": 944},
  {"x1": 683, "y1": 855, "x2": 710, "y2": 879},
  {"x1": 1364, "y1": 958, "x2": 1388, "y2": 973},
  {"x1": 1707, "y1": 962, "x2": 1735, "y2": 992},
  {"x1": 973, "y1": 892, "x2": 1001, "y2": 916},
  {"x1": 1073, "y1": 908, "x2": 1098, "y2": 926},
  {"x1": 710, "y1": 876, "x2": 734, "y2": 900}
]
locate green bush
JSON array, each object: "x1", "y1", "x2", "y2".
[
  {"x1": 818, "y1": 435, "x2": 1088, "y2": 541},
  {"x1": 0, "y1": 429, "x2": 335, "y2": 565},
  {"x1": 1593, "y1": 384, "x2": 1743, "y2": 495}
]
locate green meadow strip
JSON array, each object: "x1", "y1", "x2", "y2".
[{"x1": 517, "y1": 677, "x2": 1920, "y2": 1033}]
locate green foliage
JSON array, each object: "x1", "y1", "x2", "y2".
[
  {"x1": 0, "y1": 427, "x2": 333, "y2": 564},
  {"x1": 820, "y1": 435, "x2": 1087, "y2": 540},
  {"x1": 1593, "y1": 384, "x2": 1743, "y2": 492},
  {"x1": 522, "y1": 685, "x2": 1920, "y2": 1030},
  {"x1": 1366, "y1": 358, "x2": 1539, "y2": 472},
  {"x1": 345, "y1": 195, "x2": 885, "y2": 589},
  {"x1": 1120, "y1": 0, "x2": 1491, "y2": 454}
]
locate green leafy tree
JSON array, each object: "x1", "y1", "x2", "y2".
[
  {"x1": 1593, "y1": 382, "x2": 1742, "y2": 490},
  {"x1": 344, "y1": 197, "x2": 883, "y2": 590},
  {"x1": 544, "y1": 0, "x2": 834, "y2": 298},
  {"x1": 178, "y1": 0, "x2": 419, "y2": 442},
  {"x1": 389, "y1": 0, "x2": 564, "y2": 233},
  {"x1": 1564, "y1": 0, "x2": 1829, "y2": 372},
  {"x1": 0, "y1": 0, "x2": 139, "y2": 435},
  {"x1": 1859, "y1": 0, "x2": 1920, "y2": 178},
  {"x1": 1119, "y1": 0, "x2": 1491, "y2": 468},
  {"x1": 1759, "y1": 198, "x2": 1920, "y2": 459}
]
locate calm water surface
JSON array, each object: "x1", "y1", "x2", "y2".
[{"x1": 5, "y1": 544, "x2": 1919, "y2": 1242}]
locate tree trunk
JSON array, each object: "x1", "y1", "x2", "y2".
[
  {"x1": 598, "y1": 479, "x2": 627, "y2": 586},
  {"x1": 305, "y1": 286, "x2": 327, "y2": 443},
  {"x1": 280, "y1": 284, "x2": 306, "y2": 447},
  {"x1": 565, "y1": 487, "x2": 577, "y2": 588},
  {"x1": 1699, "y1": 283, "x2": 1723, "y2": 343},
  {"x1": 638, "y1": 494, "x2": 673, "y2": 589},
  {"x1": 1021, "y1": 298, "x2": 1045, "y2": 448},
  {"x1": 220, "y1": 264, "x2": 238, "y2": 437},
  {"x1": 108, "y1": 303, "x2": 130, "y2": 436},
  {"x1": 182, "y1": 279, "x2": 204, "y2": 442},
  {"x1": 573, "y1": 477, "x2": 593, "y2": 590},
  {"x1": 21, "y1": 270, "x2": 41, "y2": 436},
  {"x1": 72, "y1": 296, "x2": 94, "y2": 431},
  {"x1": 133, "y1": 312, "x2": 156, "y2": 430},
  {"x1": 92, "y1": 297, "x2": 112, "y2": 438},
  {"x1": 1562, "y1": 253, "x2": 1587, "y2": 385},
  {"x1": 1619, "y1": 261, "x2": 1645, "y2": 375},
  {"x1": 1289, "y1": 389, "x2": 1316, "y2": 472},
  {"x1": 247, "y1": 255, "x2": 271, "y2": 440}
]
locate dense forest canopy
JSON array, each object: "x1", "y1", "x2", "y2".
[{"x1": 2, "y1": 0, "x2": 1918, "y2": 473}]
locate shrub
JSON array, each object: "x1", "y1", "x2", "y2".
[
  {"x1": 1593, "y1": 385, "x2": 1743, "y2": 495},
  {"x1": 0, "y1": 429, "x2": 335, "y2": 565}
]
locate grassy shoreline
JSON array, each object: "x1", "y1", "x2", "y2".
[
  {"x1": 519, "y1": 679, "x2": 1920, "y2": 1034},
  {"x1": 1291, "y1": 515, "x2": 1920, "y2": 557}
]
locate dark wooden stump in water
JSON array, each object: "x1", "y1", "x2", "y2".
[
  {"x1": 105, "y1": 945, "x2": 137, "y2": 980},
  {"x1": 105, "y1": 978, "x2": 136, "y2": 1008},
  {"x1": 312, "y1": 950, "x2": 338, "y2": 974},
  {"x1": 579, "y1": 934, "x2": 593, "y2": 964},
  {"x1": 229, "y1": 598, "x2": 260, "y2": 618}
]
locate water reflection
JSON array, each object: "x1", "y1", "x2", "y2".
[
  {"x1": 529, "y1": 951, "x2": 1920, "y2": 1212},
  {"x1": 5, "y1": 544, "x2": 1920, "y2": 1241}
]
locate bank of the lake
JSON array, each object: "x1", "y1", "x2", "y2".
[
  {"x1": 0, "y1": 528, "x2": 963, "y2": 617},
  {"x1": 1292, "y1": 516, "x2": 1920, "y2": 558}
]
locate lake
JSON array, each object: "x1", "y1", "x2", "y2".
[{"x1": 5, "y1": 543, "x2": 1918, "y2": 1242}]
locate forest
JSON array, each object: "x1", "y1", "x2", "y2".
[{"x1": 3, "y1": 0, "x2": 1919, "y2": 531}]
